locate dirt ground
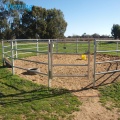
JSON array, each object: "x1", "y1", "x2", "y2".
[{"x1": 13, "y1": 54, "x2": 120, "y2": 120}]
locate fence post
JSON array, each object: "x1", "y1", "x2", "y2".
[
  {"x1": 76, "y1": 38, "x2": 78, "y2": 53},
  {"x1": 36, "y1": 39, "x2": 39, "y2": 56},
  {"x1": 93, "y1": 39, "x2": 97, "y2": 87},
  {"x1": 11, "y1": 40, "x2": 15, "y2": 75},
  {"x1": 51, "y1": 40, "x2": 53, "y2": 80},
  {"x1": 15, "y1": 40, "x2": 18, "y2": 58},
  {"x1": 2, "y1": 39, "x2": 5, "y2": 66},
  {"x1": 88, "y1": 40, "x2": 90, "y2": 79},
  {"x1": 116, "y1": 41, "x2": 118, "y2": 56},
  {"x1": 48, "y1": 39, "x2": 52, "y2": 88},
  {"x1": 56, "y1": 39, "x2": 58, "y2": 53}
]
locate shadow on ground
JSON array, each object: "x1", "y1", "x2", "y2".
[{"x1": 0, "y1": 62, "x2": 120, "y2": 105}]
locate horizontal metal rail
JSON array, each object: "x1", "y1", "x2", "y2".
[
  {"x1": 9, "y1": 39, "x2": 56, "y2": 42},
  {"x1": 52, "y1": 49, "x2": 88, "y2": 54},
  {"x1": 17, "y1": 52, "x2": 33, "y2": 55},
  {"x1": 3, "y1": 51, "x2": 11, "y2": 54},
  {"x1": 15, "y1": 58, "x2": 48, "y2": 65},
  {"x1": 96, "y1": 40, "x2": 120, "y2": 42},
  {"x1": 17, "y1": 43, "x2": 37, "y2": 45},
  {"x1": 17, "y1": 52, "x2": 47, "y2": 56},
  {"x1": 53, "y1": 74, "x2": 87, "y2": 77},
  {"x1": 95, "y1": 69, "x2": 120, "y2": 75},
  {"x1": 3, "y1": 45, "x2": 11, "y2": 48},
  {"x1": 53, "y1": 52, "x2": 88, "y2": 55},
  {"x1": 53, "y1": 64, "x2": 88, "y2": 66},
  {"x1": 13, "y1": 49, "x2": 48, "y2": 54},
  {"x1": 14, "y1": 66, "x2": 48, "y2": 76},
  {"x1": 97, "y1": 50, "x2": 120, "y2": 53},
  {"x1": 16, "y1": 47, "x2": 37, "y2": 50},
  {"x1": 55, "y1": 41, "x2": 89, "y2": 43},
  {"x1": 96, "y1": 60, "x2": 120, "y2": 64}
]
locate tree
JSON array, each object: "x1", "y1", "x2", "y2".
[
  {"x1": 45, "y1": 8, "x2": 67, "y2": 39},
  {"x1": 0, "y1": 1, "x2": 9, "y2": 39},
  {"x1": 0, "y1": 16, "x2": 9, "y2": 39},
  {"x1": 22, "y1": 6, "x2": 47, "y2": 39},
  {"x1": 0, "y1": 0, "x2": 25, "y2": 39},
  {"x1": 0, "y1": 0, "x2": 67, "y2": 39},
  {"x1": 111, "y1": 24, "x2": 120, "y2": 39},
  {"x1": 32, "y1": 6, "x2": 47, "y2": 38},
  {"x1": 22, "y1": 7, "x2": 67, "y2": 39},
  {"x1": 92, "y1": 33, "x2": 100, "y2": 38}
]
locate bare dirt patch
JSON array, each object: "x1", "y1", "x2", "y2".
[
  {"x1": 72, "y1": 89, "x2": 120, "y2": 120},
  {"x1": 12, "y1": 54, "x2": 120, "y2": 120},
  {"x1": 14, "y1": 54, "x2": 120, "y2": 90}
]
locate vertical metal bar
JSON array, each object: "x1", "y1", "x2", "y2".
[
  {"x1": 76, "y1": 39, "x2": 78, "y2": 53},
  {"x1": 11, "y1": 40, "x2": 14, "y2": 75},
  {"x1": 116, "y1": 41, "x2": 118, "y2": 56},
  {"x1": 48, "y1": 39, "x2": 52, "y2": 88},
  {"x1": 93, "y1": 39, "x2": 97, "y2": 87},
  {"x1": 48, "y1": 40, "x2": 50, "y2": 88},
  {"x1": 50, "y1": 41, "x2": 53, "y2": 79},
  {"x1": 88, "y1": 40, "x2": 90, "y2": 79},
  {"x1": 2, "y1": 39, "x2": 5, "y2": 66},
  {"x1": 15, "y1": 40, "x2": 18, "y2": 58},
  {"x1": 97, "y1": 41, "x2": 99, "y2": 51},
  {"x1": 36, "y1": 39, "x2": 39, "y2": 56},
  {"x1": 56, "y1": 39, "x2": 58, "y2": 53}
]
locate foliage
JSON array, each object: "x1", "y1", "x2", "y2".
[
  {"x1": 92, "y1": 33, "x2": 100, "y2": 38},
  {"x1": 21, "y1": 6, "x2": 47, "y2": 39},
  {"x1": 67, "y1": 34, "x2": 111, "y2": 39},
  {"x1": 111, "y1": 24, "x2": 120, "y2": 39},
  {"x1": 45, "y1": 8, "x2": 67, "y2": 39},
  {"x1": 0, "y1": 0, "x2": 67, "y2": 39},
  {"x1": 0, "y1": 0, "x2": 24, "y2": 39}
]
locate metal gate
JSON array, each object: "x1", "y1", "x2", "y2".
[
  {"x1": 2, "y1": 39, "x2": 92, "y2": 88},
  {"x1": 48, "y1": 39, "x2": 91, "y2": 87},
  {"x1": 93, "y1": 39, "x2": 120, "y2": 87}
]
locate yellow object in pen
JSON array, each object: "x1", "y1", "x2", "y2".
[{"x1": 81, "y1": 54, "x2": 87, "y2": 60}]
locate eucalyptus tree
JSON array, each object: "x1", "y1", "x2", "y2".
[
  {"x1": 0, "y1": 0, "x2": 10, "y2": 39},
  {"x1": 0, "y1": 0, "x2": 26, "y2": 39},
  {"x1": 111, "y1": 24, "x2": 120, "y2": 39},
  {"x1": 45, "y1": 8, "x2": 67, "y2": 39},
  {"x1": 22, "y1": 6, "x2": 47, "y2": 39},
  {"x1": 0, "y1": 0, "x2": 67, "y2": 39}
]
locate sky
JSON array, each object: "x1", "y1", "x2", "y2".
[{"x1": 22, "y1": 0, "x2": 120, "y2": 37}]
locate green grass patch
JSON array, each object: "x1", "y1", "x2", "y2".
[
  {"x1": 53, "y1": 42, "x2": 92, "y2": 54},
  {"x1": 96, "y1": 41, "x2": 120, "y2": 56},
  {"x1": 0, "y1": 67, "x2": 81, "y2": 120},
  {"x1": 99, "y1": 82, "x2": 120, "y2": 110}
]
